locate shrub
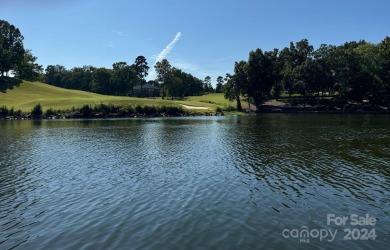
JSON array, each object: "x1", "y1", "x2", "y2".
[
  {"x1": 0, "y1": 105, "x2": 9, "y2": 118},
  {"x1": 107, "y1": 103, "x2": 120, "y2": 114},
  {"x1": 93, "y1": 103, "x2": 121, "y2": 116},
  {"x1": 117, "y1": 106, "x2": 127, "y2": 117},
  {"x1": 143, "y1": 105, "x2": 157, "y2": 115},
  {"x1": 31, "y1": 103, "x2": 43, "y2": 118},
  {"x1": 45, "y1": 107, "x2": 57, "y2": 117},
  {"x1": 8, "y1": 107, "x2": 15, "y2": 116},
  {"x1": 79, "y1": 104, "x2": 93, "y2": 117},
  {"x1": 135, "y1": 104, "x2": 143, "y2": 114},
  {"x1": 158, "y1": 105, "x2": 168, "y2": 113},
  {"x1": 164, "y1": 106, "x2": 185, "y2": 116},
  {"x1": 94, "y1": 103, "x2": 108, "y2": 114},
  {"x1": 17, "y1": 109, "x2": 22, "y2": 116},
  {"x1": 223, "y1": 105, "x2": 236, "y2": 111},
  {"x1": 126, "y1": 105, "x2": 135, "y2": 115}
]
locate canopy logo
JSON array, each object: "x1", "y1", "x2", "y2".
[{"x1": 282, "y1": 226, "x2": 337, "y2": 243}]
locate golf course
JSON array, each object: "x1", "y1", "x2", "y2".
[{"x1": 0, "y1": 80, "x2": 234, "y2": 113}]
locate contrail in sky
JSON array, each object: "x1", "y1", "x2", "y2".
[{"x1": 154, "y1": 32, "x2": 182, "y2": 65}]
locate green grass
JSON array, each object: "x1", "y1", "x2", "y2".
[
  {"x1": 182, "y1": 94, "x2": 231, "y2": 106},
  {"x1": 177, "y1": 93, "x2": 242, "y2": 112},
  {"x1": 0, "y1": 81, "x2": 240, "y2": 113},
  {"x1": 0, "y1": 80, "x2": 181, "y2": 112}
]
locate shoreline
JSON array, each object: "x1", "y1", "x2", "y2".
[
  {"x1": 1, "y1": 109, "x2": 389, "y2": 120},
  {"x1": 0, "y1": 111, "x2": 222, "y2": 120},
  {"x1": 255, "y1": 103, "x2": 389, "y2": 114},
  {"x1": 1, "y1": 101, "x2": 389, "y2": 120}
]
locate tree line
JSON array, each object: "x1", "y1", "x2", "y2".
[
  {"x1": 2, "y1": 19, "x2": 389, "y2": 107},
  {"x1": 0, "y1": 19, "x2": 207, "y2": 97},
  {"x1": 221, "y1": 38, "x2": 390, "y2": 110},
  {"x1": 43, "y1": 57, "x2": 206, "y2": 97}
]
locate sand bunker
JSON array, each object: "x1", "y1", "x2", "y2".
[{"x1": 180, "y1": 104, "x2": 209, "y2": 110}]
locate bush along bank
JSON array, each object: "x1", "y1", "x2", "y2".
[{"x1": 0, "y1": 103, "x2": 223, "y2": 120}]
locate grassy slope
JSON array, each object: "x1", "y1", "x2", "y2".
[
  {"x1": 175, "y1": 94, "x2": 243, "y2": 115},
  {"x1": 0, "y1": 81, "x2": 181, "y2": 112},
  {"x1": 181, "y1": 94, "x2": 234, "y2": 108},
  {"x1": 0, "y1": 81, "x2": 235, "y2": 112}
]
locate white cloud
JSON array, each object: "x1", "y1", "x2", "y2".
[
  {"x1": 154, "y1": 32, "x2": 182, "y2": 66},
  {"x1": 148, "y1": 32, "x2": 182, "y2": 80}
]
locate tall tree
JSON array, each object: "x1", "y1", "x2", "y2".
[
  {"x1": 65, "y1": 66, "x2": 90, "y2": 90},
  {"x1": 279, "y1": 46, "x2": 295, "y2": 97},
  {"x1": 293, "y1": 39, "x2": 315, "y2": 107},
  {"x1": 13, "y1": 49, "x2": 43, "y2": 81},
  {"x1": 0, "y1": 20, "x2": 25, "y2": 77},
  {"x1": 169, "y1": 76, "x2": 184, "y2": 98},
  {"x1": 246, "y1": 49, "x2": 277, "y2": 108},
  {"x1": 154, "y1": 59, "x2": 173, "y2": 98},
  {"x1": 215, "y1": 76, "x2": 224, "y2": 93},
  {"x1": 279, "y1": 40, "x2": 314, "y2": 107},
  {"x1": 92, "y1": 68, "x2": 112, "y2": 94},
  {"x1": 313, "y1": 44, "x2": 336, "y2": 98},
  {"x1": 332, "y1": 41, "x2": 369, "y2": 104},
  {"x1": 112, "y1": 62, "x2": 136, "y2": 95},
  {"x1": 203, "y1": 76, "x2": 212, "y2": 93},
  {"x1": 379, "y1": 37, "x2": 390, "y2": 104},
  {"x1": 355, "y1": 42, "x2": 386, "y2": 104},
  {"x1": 44, "y1": 65, "x2": 67, "y2": 86},
  {"x1": 80, "y1": 66, "x2": 95, "y2": 91},
  {"x1": 134, "y1": 56, "x2": 149, "y2": 90},
  {"x1": 173, "y1": 69, "x2": 203, "y2": 96},
  {"x1": 223, "y1": 66, "x2": 244, "y2": 111}
]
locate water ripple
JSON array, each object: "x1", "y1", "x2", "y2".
[{"x1": 0, "y1": 116, "x2": 389, "y2": 249}]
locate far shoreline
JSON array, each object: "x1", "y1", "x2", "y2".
[{"x1": 1, "y1": 108, "x2": 389, "y2": 121}]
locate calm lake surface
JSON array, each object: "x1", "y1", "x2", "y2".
[{"x1": 0, "y1": 114, "x2": 389, "y2": 250}]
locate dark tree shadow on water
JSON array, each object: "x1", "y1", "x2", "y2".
[{"x1": 0, "y1": 77, "x2": 22, "y2": 93}]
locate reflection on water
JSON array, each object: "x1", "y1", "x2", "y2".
[{"x1": 0, "y1": 115, "x2": 389, "y2": 250}]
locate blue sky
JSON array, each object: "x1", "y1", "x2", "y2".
[{"x1": 1, "y1": 0, "x2": 390, "y2": 84}]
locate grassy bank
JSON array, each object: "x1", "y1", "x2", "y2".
[
  {"x1": 0, "y1": 80, "x2": 239, "y2": 115},
  {"x1": 0, "y1": 80, "x2": 183, "y2": 111}
]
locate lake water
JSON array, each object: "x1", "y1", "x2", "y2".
[{"x1": 0, "y1": 115, "x2": 389, "y2": 250}]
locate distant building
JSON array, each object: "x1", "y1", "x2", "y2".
[{"x1": 132, "y1": 83, "x2": 160, "y2": 97}]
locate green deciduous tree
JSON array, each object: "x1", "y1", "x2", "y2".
[
  {"x1": 355, "y1": 42, "x2": 386, "y2": 104},
  {"x1": 313, "y1": 44, "x2": 336, "y2": 98},
  {"x1": 31, "y1": 103, "x2": 43, "y2": 118},
  {"x1": 154, "y1": 59, "x2": 173, "y2": 98},
  {"x1": 379, "y1": 37, "x2": 390, "y2": 104},
  {"x1": 0, "y1": 20, "x2": 25, "y2": 77},
  {"x1": 332, "y1": 41, "x2": 370, "y2": 104},
  {"x1": 246, "y1": 49, "x2": 277, "y2": 108},
  {"x1": 13, "y1": 49, "x2": 43, "y2": 81},
  {"x1": 172, "y1": 68, "x2": 203, "y2": 96},
  {"x1": 169, "y1": 76, "x2": 184, "y2": 98},
  {"x1": 64, "y1": 66, "x2": 94, "y2": 91},
  {"x1": 291, "y1": 40, "x2": 314, "y2": 107},
  {"x1": 44, "y1": 65, "x2": 67, "y2": 86},
  {"x1": 112, "y1": 62, "x2": 136, "y2": 95},
  {"x1": 223, "y1": 65, "x2": 245, "y2": 111},
  {"x1": 92, "y1": 68, "x2": 112, "y2": 94}
]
